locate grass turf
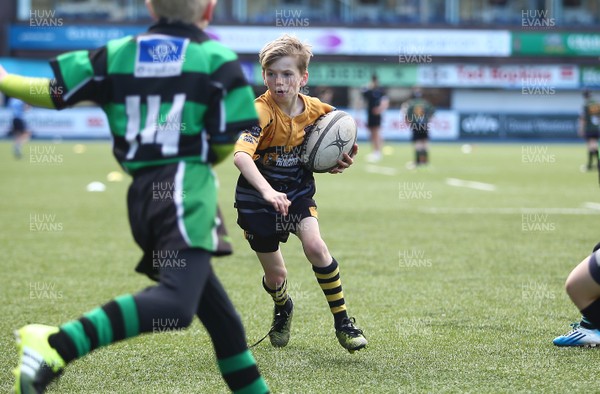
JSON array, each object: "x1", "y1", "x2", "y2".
[{"x1": 1, "y1": 141, "x2": 600, "y2": 393}]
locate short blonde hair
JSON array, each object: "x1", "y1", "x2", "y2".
[
  {"x1": 149, "y1": 0, "x2": 211, "y2": 25},
  {"x1": 259, "y1": 35, "x2": 313, "y2": 74}
]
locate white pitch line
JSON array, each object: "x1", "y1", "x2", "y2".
[
  {"x1": 365, "y1": 165, "x2": 397, "y2": 176},
  {"x1": 420, "y1": 207, "x2": 600, "y2": 215},
  {"x1": 583, "y1": 202, "x2": 600, "y2": 211},
  {"x1": 445, "y1": 177, "x2": 496, "y2": 192}
]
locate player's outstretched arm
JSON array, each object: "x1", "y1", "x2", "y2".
[
  {"x1": 210, "y1": 143, "x2": 235, "y2": 165},
  {"x1": 0, "y1": 65, "x2": 56, "y2": 109},
  {"x1": 329, "y1": 143, "x2": 358, "y2": 174},
  {"x1": 234, "y1": 151, "x2": 291, "y2": 215}
]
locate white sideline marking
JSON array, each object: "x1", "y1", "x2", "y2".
[
  {"x1": 445, "y1": 178, "x2": 496, "y2": 191},
  {"x1": 365, "y1": 165, "x2": 397, "y2": 176},
  {"x1": 583, "y1": 202, "x2": 600, "y2": 211},
  {"x1": 420, "y1": 207, "x2": 600, "y2": 215}
]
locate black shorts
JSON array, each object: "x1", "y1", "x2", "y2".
[
  {"x1": 128, "y1": 161, "x2": 231, "y2": 280},
  {"x1": 10, "y1": 118, "x2": 27, "y2": 136},
  {"x1": 411, "y1": 124, "x2": 430, "y2": 142},
  {"x1": 367, "y1": 114, "x2": 382, "y2": 128},
  {"x1": 585, "y1": 131, "x2": 600, "y2": 140},
  {"x1": 237, "y1": 196, "x2": 318, "y2": 253}
]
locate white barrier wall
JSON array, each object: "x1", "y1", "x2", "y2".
[
  {"x1": 452, "y1": 89, "x2": 585, "y2": 113},
  {"x1": 0, "y1": 105, "x2": 577, "y2": 140},
  {"x1": 0, "y1": 107, "x2": 111, "y2": 139},
  {"x1": 345, "y1": 108, "x2": 459, "y2": 141},
  {"x1": 0, "y1": 107, "x2": 460, "y2": 141}
]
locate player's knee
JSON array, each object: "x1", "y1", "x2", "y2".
[
  {"x1": 168, "y1": 303, "x2": 196, "y2": 328},
  {"x1": 264, "y1": 267, "x2": 287, "y2": 288},
  {"x1": 565, "y1": 275, "x2": 578, "y2": 298},
  {"x1": 157, "y1": 291, "x2": 198, "y2": 328},
  {"x1": 302, "y1": 238, "x2": 329, "y2": 264}
]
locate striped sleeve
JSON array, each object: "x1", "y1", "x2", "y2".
[
  {"x1": 49, "y1": 47, "x2": 109, "y2": 109},
  {"x1": 208, "y1": 49, "x2": 258, "y2": 145}
]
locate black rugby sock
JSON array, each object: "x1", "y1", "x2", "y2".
[{"x1": 581, "y1": 299, "x2": 600, "y2": 329}]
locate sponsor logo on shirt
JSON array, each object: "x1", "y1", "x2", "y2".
[{"x1": 135, "y1": 35, "x2": 189, "y2": 78}]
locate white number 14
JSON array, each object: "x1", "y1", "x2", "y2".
[{"x1": 125, "y1": 93, "x2": 186, "y2": 159}]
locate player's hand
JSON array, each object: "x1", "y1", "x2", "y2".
[
  {"x1": 330, "y1": 144, "x2": 358, "y2": 174},
  {"x1": 262, "y1": 189, "x2": 291, "y2": 216},
  {"x1": 0, "y1": 65, "x2": 7, "y2": 82}
]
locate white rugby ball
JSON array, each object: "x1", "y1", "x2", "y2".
[{"x1": 301, "y1": 111, "x2": 357, "y2": 173}]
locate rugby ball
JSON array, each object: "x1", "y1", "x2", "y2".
[{"x1": 301, "y1": 111, "x2": 357, "y2": 173}]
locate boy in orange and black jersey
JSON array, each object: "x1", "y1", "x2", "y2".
[{"x1": 233, "y1": 35, "x2": 367, "y2": 353}]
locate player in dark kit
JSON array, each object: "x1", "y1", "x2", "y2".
[
  {"x1": 578, "y1": 90, "x2": 600, "y2": 172},
  {"x1": 0, "y1": 0, "x2": 269, "y2": 393},
  {"x1": 404, "y1": 87, "x2": 435, "y2": 167},
  {"x1": 361, "y1": 74, "x2": 388, "y2": 162},
  {"x1": 7, "y1": 97, "x2": 32, "y2": 159}
]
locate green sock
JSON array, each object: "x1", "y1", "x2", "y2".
[
  {"x1": 49, "y1": 294, "x2": 140, "y2": 362},
  {"x1": 218, "y1": 350, "x2": 270, "y2": 393}
]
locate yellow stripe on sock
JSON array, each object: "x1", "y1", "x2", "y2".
[
  {"x1": 331, "y1": 305, "x2": 347, "y2": 314},
  {"x1": 319, "y1": 279, "x2": 342, "y2": 290},
  {"x1": 326, "y1": 292, "x2": 344, "y2": 302}
]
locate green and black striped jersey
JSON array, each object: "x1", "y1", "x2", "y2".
[
  {"x1": 49, "y1": 20, "x2": 258, "y2": 173},
  {"x1": 405, "y1": 98, "x2": 435, "y2": 126},
  {"x1": 583, "y1": 99, "x2": 600, "y2": 133}
]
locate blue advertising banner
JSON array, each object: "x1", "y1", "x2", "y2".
[
  {"x1": 581, "y1": 67, "x2": 600, "y2": 88},
  {"x1": 459, "y1": 113, "x2": 579, "y2": 139},
  {"x1": 9, "y1": 25, "x2": 145, "y2": 50}
]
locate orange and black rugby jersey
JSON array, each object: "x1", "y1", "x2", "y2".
[{"x1": 235, "y1": 91, "x2": 334, "y2": 205}]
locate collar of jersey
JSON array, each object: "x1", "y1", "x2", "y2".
[
  {"x1": 147, "y1": 18, "x2": 209, "y2": 43},
  {"x1": 266, "y1": 90, "x2": 310, "y2": 123}
]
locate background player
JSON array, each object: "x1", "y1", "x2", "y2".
[
  {"x1": 1, "y1": 0, "x2": 269, "y2": 392},
  {"x1": 361, "y1": 74, "x2": 389, "y2": 163},
  {"x1": 403, "y1": 87, "x2": 435, "y2": 168},
  {"x1": 7, "y1": 97, "x2": 31, "y2": 159},
  {"x1": 233, "y1": 35, "x2": 367, "y2": 353},
  {"x1": 578, "y1": 89, "x2": 600, "y2": 172}
]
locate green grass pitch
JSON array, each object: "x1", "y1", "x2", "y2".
[{"x1": 2, "y1": 140, "x2": 600, "y2": 393}]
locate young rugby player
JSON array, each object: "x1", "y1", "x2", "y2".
[
  {"x1": 361, "y1": 74, "x2": 389, "y2": 163},
  {"x1": 404, "y1": 87, "x2": 435, "y2": 167},
  {"x1": 0, "y1": 0, "x2": 269, "y2": 392},
  {"x1": 553, "y1": 244, "x2": 600, "y2": 347},
  {"x1": 233, "y1": 35, "x2": 367, "y2": 353},
  {"x1": 7, "y1": 98, "x2": 32, "y2": 159},
  {"x1": 578, "y1": 90, "x2": 600, "y2": 172}
]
